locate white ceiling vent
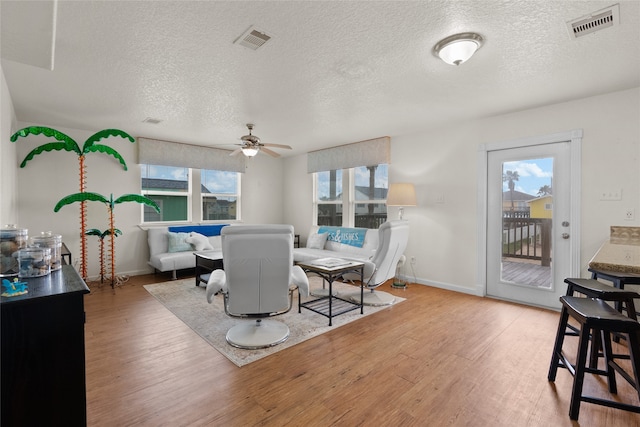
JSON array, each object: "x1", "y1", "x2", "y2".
[
  {"x1": 233, "y1": 26, "x2": 271, "y2": 50},
  {"x1": 566, "y1": 4, "x2": 619, "y2": 39}
]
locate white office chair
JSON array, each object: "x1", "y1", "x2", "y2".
[{"x1": 205, "y1": 224, "x2": 309, "y2": 349}]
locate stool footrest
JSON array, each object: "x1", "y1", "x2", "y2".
[{"x1": 581, "y1": 396, "x2": 640, "y2": 414}]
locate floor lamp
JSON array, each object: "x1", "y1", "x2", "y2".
[
  {"x1": 386, "y1": 183, "x2": 417, "y2": 220},
  {"x1": 386, "y1": 183, "x2": 416, "y2": 288}
]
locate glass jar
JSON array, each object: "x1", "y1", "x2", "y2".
[
  {"x1": 30, "y1": 232, "x2": 63, "y2": 271},
  {"x1": 18, "y1": 247, "x2": 51, "y2": 278},
  {"x1": 1, "y1": 225, "x2": 28, "y2": 277}
]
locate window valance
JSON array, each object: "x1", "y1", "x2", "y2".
[
  {"x1": 307, "y1": 136, "x2": 390, "y2": 173},
  {"x1": 138, "y1": 137, "x2": 245, "y2": 173}
]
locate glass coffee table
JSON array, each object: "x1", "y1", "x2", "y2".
[
  {"x1": 297, "y1": 258, "x2": 364, "y2": 326},
  {"x1": 194, "y1": 250, "x2": 223, "y2": 287}
]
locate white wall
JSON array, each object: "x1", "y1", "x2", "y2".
[
  {"x1": 0, "y1": 65, "x2": 18, "y2": 226},
  {"x1": 13, "y1": 123, "x2": 285, "y2": 278},
  {"x1": 284, "y1": 87, "x2": 640, "y2": 294}
]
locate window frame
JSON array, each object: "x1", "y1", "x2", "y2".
[
  {"x1": 200, "y1": 169, "x2": 242, "y2": 222},
  {"x1": 141, "y1": 165, "x2": 192, "y2": 224},
  {"x1": 313, "y1": 164, "x2": 388, "y2": 228}
]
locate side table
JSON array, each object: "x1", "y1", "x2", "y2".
[
  {"x1": 194, "y1": 250, "x2": 223, "y2": 287},
  {"x1": 297, "y1": 259, "x2": 364, "y2": 326},
  {"x1": 61, "y1": 241, "x2": 72, "y2": 265}
]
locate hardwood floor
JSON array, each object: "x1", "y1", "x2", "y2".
[{"x1": 84, "y1": 273, "x2": 640, "y2": 426}]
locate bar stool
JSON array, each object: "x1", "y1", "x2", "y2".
[
  {"x1": 589, "y1": 268, "x2": 640, "y2": 316},
  {"x1": 548, "y1": 296, "x2": 640, "y2": 420},
  {"x1": 563, "y1": 278, "x2": 639, "y2": 367}
]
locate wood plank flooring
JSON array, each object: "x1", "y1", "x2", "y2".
[{"x1": 83, "y1": 273, "x2": 640, "y2": 426}]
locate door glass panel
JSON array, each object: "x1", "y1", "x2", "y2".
[{"x1": 501, "y1": 158, "x2": 553, "y2": 289}]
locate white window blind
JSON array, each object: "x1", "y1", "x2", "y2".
[
  {"x1": 307, "y1": 136, "x2": 390, "y2": 173},
  {"x1": 138, "y1": 138, "x2": 245, "y2": 173}
]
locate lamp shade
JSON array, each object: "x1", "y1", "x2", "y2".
[{"x1": 386, "y1": 183, "x2": 417, "y2": 207}]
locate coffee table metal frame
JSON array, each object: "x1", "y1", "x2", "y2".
[{"x1": 297, "y1": 260, "x2": 364, "y2": 326}]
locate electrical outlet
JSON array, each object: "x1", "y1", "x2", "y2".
[
  {"x1": 625, "y1": 209, "x2": 635, "y2": 221},
  {"x1": 624, "y1": 251, "x2": 634, "y2": 263},
  {"x1": 410, "y1": 256, "x2": 416, "y2": 265}
]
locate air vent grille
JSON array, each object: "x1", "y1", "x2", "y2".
[
  {"x1": 234, "y1": 26, "x2": 271, "y2": 50},
  {"x1": 567, "y1": 4, "x2": 619, "y2": 39}
]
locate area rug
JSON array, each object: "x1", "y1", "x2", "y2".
[{"x1": 144, "y1": 277, "x2": 404, "y2": 367}]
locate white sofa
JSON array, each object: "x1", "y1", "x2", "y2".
[
  {"x1": 293, "y1": 225, "x2": 378, "y2": 278},
  {"x1": 147, "y1": 224, "x2": 228, "y2": 279},
  {"x1": 293, "y1": 220, "x2": 410, "y2": 304}
]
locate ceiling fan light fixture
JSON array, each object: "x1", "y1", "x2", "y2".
[
  {"x1": 241, "y1": 146, "x2": 259, "y2": 157},
  {"x1": 433, "y1": 32, "x2": 484, "y2": 66}
]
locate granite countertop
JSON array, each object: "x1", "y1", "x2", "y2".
[{"x1": 589, "y1": 226, "x2": 640, "y2": 275}]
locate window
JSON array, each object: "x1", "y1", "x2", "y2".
[
  {"x1": 141, "y1": 165, "x2": 241, "y2": 224},
  {"x1": 353, "y1": 164, "x2": 388, "y2": 228},
  {"x1": 141, "y1": 165, "x2": 190, "y2": 222},
  {"x1": 314, "y1": 164, "x2": 388, "y2": 228},
  {"x1": 201, "y1": 169, "x2": 240, "y2": 221},
  {"x1": 315, "y1": 170, "x2": 343, "y2": 226}
]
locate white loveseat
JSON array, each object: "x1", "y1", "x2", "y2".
[{"x1": 147, "y1": 224, "x2": 228, "y2": 279}]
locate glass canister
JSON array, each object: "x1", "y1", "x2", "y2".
[
  {"x1": 18, "y1": 247, "x2": 51, "y2": 278},
  {"x1": 30, "y1": 232, "x2": 62, "y2": 271},
  {"x1": 1, "y1": 225, "x2": 28, "y2": 277}
]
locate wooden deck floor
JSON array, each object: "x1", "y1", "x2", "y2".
[{"x1": 502, "y1": 259, "x2": 552, "y2": 288}]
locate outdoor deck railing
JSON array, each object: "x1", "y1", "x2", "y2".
[{"x1": 502, "y1": 217, "x2": 552, "y2": 266}]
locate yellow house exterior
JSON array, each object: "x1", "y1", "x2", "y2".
[{"x1": 528, "y1": 195, "x2": 553, "y2": 219}]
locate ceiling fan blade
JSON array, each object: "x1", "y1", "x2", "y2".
[
  {"x1": 229, "y1": 148, "x2": 243, "y2": 156},
  {"x1": 261, "y1": 147, "x2": 281, "y2": 158},
  {"x1": 262, "y1": 143, "x2": 292, "y2": 150}
]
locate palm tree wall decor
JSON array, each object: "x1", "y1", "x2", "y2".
[
  {"x1": 86, "y1": 228, "x2": 122, "y2": 284},
  {"x1": 11, "y1": 126, "x2": 134, "y2": 279},
  {"x1": 55, "y1": 192, "x2": 159, "y2": 287}
]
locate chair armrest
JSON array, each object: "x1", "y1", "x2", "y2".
[
  {"x1": 291, "y1": 265, "x2": 310, "y2": 297},
  {"x1": 206, "y1": 269, "x2": 226, "y2": 303}
]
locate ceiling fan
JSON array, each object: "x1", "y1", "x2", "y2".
[{"x1": 230, "y1": 123, "x2": 292, "y2": 158}]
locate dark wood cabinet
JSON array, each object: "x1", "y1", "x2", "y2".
[{"x1": 1, "y1": 265, "x2": 90, "y2": 426}]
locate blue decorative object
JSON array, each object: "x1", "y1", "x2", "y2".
[
  {"x1": 2, "y1": 278, "x2": 28, "y2": 297},
  {"x1": 317, "y1": 226, "x2": 367, "y2": 248},
  {"x1": 169, "y1": 224, "x2": 229, "y2": 237}
]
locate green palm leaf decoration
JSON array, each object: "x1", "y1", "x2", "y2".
[
  {"x1": 86, "y1": 227, "x2": 122, "y2": 283},
  {"x1": 83, "y1": 129, "x2": 134, "y2": 147},
  {"x1": 114, "y1": 194, "x2": 160, "y2": 212},
  {"x1": 83, "y1": 129, "x2": 134, "y2": 170},
  {"x1": 84, "y1": 144, "x2": 129, "y2": 170},
  {"x1": 10, "y1": 126, "x2": 76, "y2": 145},
  {"x1": 54, "y1": 192, "x2": 109, "y2": 212},
  {"x1": 55, "y1": 192, "x2": 160, "y2": 287},
  {"x1": 12, "y1": 126, "x2": 135, "y2": 280},
  {"x1": 19, "y1": 142, "x2": 78, "y2": 167}
]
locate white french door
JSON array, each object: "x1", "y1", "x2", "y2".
[{"x1": 479, "y1": 131, "x2": 581, "y2": 309}]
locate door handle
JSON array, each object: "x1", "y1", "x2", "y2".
[{"x1": 562, "y1": 233, "x2": 570, "y2": 239}]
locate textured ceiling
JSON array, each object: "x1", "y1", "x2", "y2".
[{"x1": 2, "y1": 1, "x2": 639, "y2": 157}]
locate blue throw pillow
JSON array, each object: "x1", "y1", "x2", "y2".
[{"x1": 167, "y1": 232, "x2": 192, "y2": 253}]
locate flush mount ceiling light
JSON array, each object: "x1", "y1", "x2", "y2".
[{"x1": 433, "y1": 32, "x2": 484, "y2": 66}]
